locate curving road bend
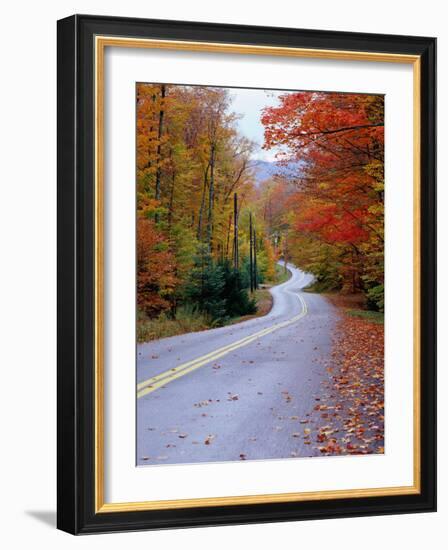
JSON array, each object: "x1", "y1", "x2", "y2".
[{"x1": 137, "y1": 264, "x2": 338, "y2": 465}]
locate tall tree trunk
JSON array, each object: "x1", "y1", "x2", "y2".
[
  {"x1": 254, "y1": 228, "x2": 258, "y2": 290},
  {"x1": 154, "y1": 85, "x2": 166, "y2": 223},
  {"x1": 233, "y1": 193, "x2": 239, "y2": 270},
  {"x1": 207, "y1": 144, "x2": 215, "y2": 253},
  {"x1": 197, "y1": 164, "x2": 209, "y2": 240},
  {"x1": 249, "y1": 213, "x2": 254, "y2": 292},
  {"x1": 225, "y1": 214, "x2": 232, "y2": 260}
]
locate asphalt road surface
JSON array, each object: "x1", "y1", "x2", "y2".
[{"x1": 136, "y1": 264, "x2": 338, "y2": 465}]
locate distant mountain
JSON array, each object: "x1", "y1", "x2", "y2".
[{"x1": 249, "y1": 159, "x2": 303, "y2": 186}]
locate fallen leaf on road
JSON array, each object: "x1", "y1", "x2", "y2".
[
  {"x1": 281, "y1": 391, "x2": 293, "y2": 403},
  {"x1": 194, "y1": 400, "x2": 211, "y2": 408},
  {"x1": 204, "y1": 435, "x2": 215, "y2": 445},
  {"x1": 304, "y1": 311, "x2": 384, "y2": 457}
]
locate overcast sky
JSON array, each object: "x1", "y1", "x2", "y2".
[{"x1": 228, "y1": 88, "x2": 290, "y2": 162}]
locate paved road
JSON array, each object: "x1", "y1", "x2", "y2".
[{"x1": 136, "y1": 264, "x2": 338, "y2": 465}]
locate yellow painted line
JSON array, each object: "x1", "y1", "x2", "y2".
[
  {"x1": 137, "y1": 293, "x2": 308, "y2": 398},
  {"x1": 136, "y1": 266, "x2": 304, "y2": 392},
  {"x1": 136, "y1": 324, "x2": 275, "y2": 391}
]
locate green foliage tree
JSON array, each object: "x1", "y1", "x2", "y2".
[
  {"x1": 184, "y1": 247, "x2": 227, "y2": 324},
  {"x1": 220, "y1": 261, "x2": 256, "y2": 318}
]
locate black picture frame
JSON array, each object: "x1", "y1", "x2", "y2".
[{"x1": 57, "y1": 14, "x2": 436, "y2": 534}]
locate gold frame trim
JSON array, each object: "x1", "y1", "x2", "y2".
[{"x1": 94, "y1": 36, "x2": 421, "y2": 513}]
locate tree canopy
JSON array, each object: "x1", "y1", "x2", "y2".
[{"x1": 136, "y1": 85, "x2": 385, "y2": 343}]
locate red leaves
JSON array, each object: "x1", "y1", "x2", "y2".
[
  {"x1": 261, "y1": 91, "x2": 384, "y2": 295},
  {"x1": 281, "y1": 390, "x2": 293, "y2": 403},
  {"x1": 305, "y1": 312, "x2": 384, "y2": 457},
  {"x1": 262, "y1": 92, "x2": 383, "y2": 160},
  {"x1": 137, "y1": 218, "x2": 177, "y2": 318},
  {"x1": 295, "y1": 203, "x2": 371, "y2": 245}
]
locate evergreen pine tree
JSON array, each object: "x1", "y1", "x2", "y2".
[{"x1": 185, "y1": 245, "x2": 227, "y2": 324}]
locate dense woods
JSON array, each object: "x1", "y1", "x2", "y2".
[
  {"x1": 261, "y1": 92, "x2": 384, "y2": 310},
  {"x1": 136, "y1": 84, "x2": 275, "y2": 339},
  {"x1": 136, "y1": 84, "x2": 384, "y2": 341}
]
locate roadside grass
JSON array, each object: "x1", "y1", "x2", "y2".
[
  {"x1": 137, "y1": 306, "x2": 210, "y2": 343},
  {"x1": 254, "y1": 288, "x2": 274, "y2": 316},
  {"x1": 138, "y1": 289, "x2": 272, "y2": 341},
  {"x1": 324, "y1": 292, "x2": 384, "y2": 325},
  {"x1": 228, "y1": 287, "x2": 272, "y2": 325},
  {"x1": 228, "y1": 264, "x2": 292, "y2": 325},
  {"x1": 303, "y1": 280, "x2": 334, "y2": 293},
  {"x1": 273, "y1": 263, "x2": 292, "y2": 285},
  {"x1": 345, "y1": 309, "x2": 384, "y2": 324},
  {"x1": 137, "y1": 266, "x2": 293, "y2": 343}
]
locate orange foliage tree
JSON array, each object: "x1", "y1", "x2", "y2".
[
  {"x1": 136, "y1": 84, "x2": 278, "y2": 329},
  {"x1": 137, "y1": 218, "x2": 177, "y2": 318},
  {"x1": 262, "y1": 92, "x2": 384, "y2": 308}
]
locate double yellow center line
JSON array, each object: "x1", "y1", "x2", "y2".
[{"x1": 137, "y1": 293, "x2": 308, "y2": 398}]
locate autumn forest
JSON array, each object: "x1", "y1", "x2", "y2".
[{"x1": 136, "y1": 84, "x2": 384, "y2": 341}]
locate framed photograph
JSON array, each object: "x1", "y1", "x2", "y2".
[{"x1": 57, "y1": 14, "x2": 436, "y2": 534}]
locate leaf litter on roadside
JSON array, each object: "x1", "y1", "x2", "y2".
[{"x1": 303, "y1": 313, "x2": 384, "y2": 456}]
